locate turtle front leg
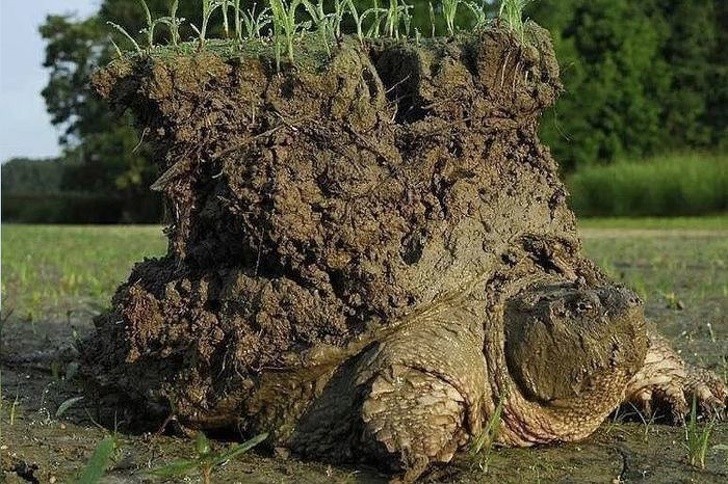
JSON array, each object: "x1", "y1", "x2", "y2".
[
  {"x1": 355, "y1": 305, "x2": 488, "y2": 482},
  {"x1": 361, "y1": 365, "x2": 469, "y2": 481},
  {"x1": 624, "y1": 332, "x2": 727, "y2": 422}
]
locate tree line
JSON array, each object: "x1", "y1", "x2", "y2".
[
  {"x1": 532, "y1": 0, "x2": 726, "y2": 171},
  {"x1": 3, "y1": 0, "x2": 725, "y2": 222}
]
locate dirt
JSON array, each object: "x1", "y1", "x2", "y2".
[
  {"x1": 2, "y1": 244, "x2": 727, "y2": 483},
  {"x1": 84, "y1": 26, "x2": 586, "y2": 439}
]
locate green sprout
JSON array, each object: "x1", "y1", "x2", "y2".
[
  {"x1": 383, "y1": 0, "x2": 413, "y2": 39},
  {"x1": 192, "y1": 0, "x2": 224, "y2": 49},
  {"x1": 369, "y1": 0, "x2": 382, "y2": 37},
  {"x1": 76, "y1": 435, "x2": 119, "y2": 484},
  {"x1": 102, "y1": 0, "x2": 506, "y2": 66},
  {"x1": 149, "y1": 432, "x2": 268, "y2": 484},
  {"x1": 332, "y1": 0, "x2": 348, "y2": 39},
  {"x1": 155, "y1": 0, "x2": 184, "y2": 47},
  {"x1": 220, "y1": 0, "x2": 232, "y2": 38},
  {"x1": 107, "y1": 21, "x2": 142, "y2": 53},
  {"x1": 469, "y1": 396, "x2": 505, "y2": 472},
  {"x1": 685, "y1": 397, "x2": 714, "y2": 469},
  {"x1": 429, "y1": 2, "x2": 437, "y2": 37},
  {"x1": 239, "y1": 3, "x2": 271, "y2": 41},
  {"x1": 498, "y1": 0, "x2": 534, "y2": 43},
  {"x1": 138, "y1": 0, "x2": 185, "y2": 49},
  {"x1": 463, "y1": 1, "x2": 488, "y2": 30},
  {"x1": 270, "y1": 0, "x2": 319, "y2": 70},
  {"x1": 138, "y1": 0, "x2": 155, "y2": 47},
  {"x1": 300, "y1": 0, "x2": 336, "y2": 56},
  {"x1": 442, "y1": 0, "x2": 459, "y2": 36}
]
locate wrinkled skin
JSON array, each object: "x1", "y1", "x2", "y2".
[{"x1": 285, "y1": 277, "x2": 726, "y2": 482}]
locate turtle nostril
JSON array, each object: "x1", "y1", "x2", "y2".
[
  {"x1": 627, "y1": 296, "x2": 641, "y2": 308},
  {"x1": 576, "y1": 301, "x2": 593, "y2": 313}
]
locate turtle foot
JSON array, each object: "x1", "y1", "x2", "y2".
[
  {"x1": 624, "y1": 333, "x2": 727, "y2": 423},
  {"x1": 361, "y1": 366, "x2": 468, "y2": 482}
]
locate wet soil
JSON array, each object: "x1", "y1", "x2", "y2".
[{"x1": 2, "y1": 229, "x2": 726, "y2": 483}]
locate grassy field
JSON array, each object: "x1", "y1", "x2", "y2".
[
  {"x1": 578, "y1": 215, "x2": 728, "y2": 230},
  {"x1": 568, "y1": 153, "x2": 728, "y2": 217},
  {"x1": 1, "y1": 225, "x2": 167, "y2": 320},
  {"x1": 1, "y1": 222, "x2": 727, "y2": 482},
  {"x1": 2, "y1": 220, "x2": 726, "y2": 317}
]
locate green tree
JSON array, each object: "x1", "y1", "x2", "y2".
[
  {"x1": 1, "y1": 158, "x2": 63, "y2": 194},
  {"x1": 39, "y1": 0, "x2": 203, "y2": 216},
  {"x1": 531, "y1": 0, "x2": 726, "y2": 171},
  {"x1": 530, "y1": 0, "x2": 670, "y2": 171},
  {"x1": 706, "y1": 0, "x2": 728, "y2": 147},
  {"x1": 40, "y1": 14, "x2": 146, "y2": 194},
  {"x1": 650, "y1": 0, "x2": 717, "y2": 148}
]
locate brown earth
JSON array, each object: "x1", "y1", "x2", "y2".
[{"x1": 82, "y1": 27, "x2": 596, "y2": 438}]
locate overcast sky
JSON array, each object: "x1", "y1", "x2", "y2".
[{"x1": 1, "y1": 1, "x2": 101, "y2": 163}]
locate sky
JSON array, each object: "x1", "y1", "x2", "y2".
[{"x1": 0, "y1": 1, "x2": 101, "y2": 163}]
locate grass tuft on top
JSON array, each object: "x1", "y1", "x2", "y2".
[
  {"x1": 108, "y1": 1, "x2": 534, "y2": 69},
  {"x1": 498, "y1": 0, "x2": 534, "y2": 43}
]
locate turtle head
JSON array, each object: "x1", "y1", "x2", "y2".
[{"x1": 502, "y1": 280, "x2": 647, "y2": 439}]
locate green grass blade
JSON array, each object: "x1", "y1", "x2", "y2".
[
  {"x1": 56, "y1": 396, "x2": 84, "y2": 418},
  {"x1": 211, "y1": 433, "x2": 269, "y2": 466},
  {"x1": 147, "y1": 459, "x2": 200, "y2": 478},
  {"x1": 75, "y1": 435, "x2": 117, "y2": 484},
  {"x1": 107, "y1": 22, "x2": 142, "y2": 52}
]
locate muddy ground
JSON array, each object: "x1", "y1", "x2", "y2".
[{"x1": 2, "y1": 228, "x2": 726, "y2": 483}]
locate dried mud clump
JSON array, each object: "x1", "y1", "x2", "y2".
[{"x1": 84, "y1": 28, "x2": 584, "y2": 433}]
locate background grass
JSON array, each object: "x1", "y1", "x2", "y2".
[
  {"x1": 567, "y1": 153, "x2": 728, "y2": 217},
  {"x1": 577, "y1": 215, "x2": 728, "y2": 230},
  {"x1": 580, "y1": 229, "x2": 727, "y2": 302},
  {"x1": 1, "y1": 225, "x2": 167, "y2": 320},
  {"x1": 2, "y1": 221, "x2": 726, "y2": 323}
]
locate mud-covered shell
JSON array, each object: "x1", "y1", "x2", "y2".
[{"x1": 83, "y1": 26, "x2": 580, "y2": 429}]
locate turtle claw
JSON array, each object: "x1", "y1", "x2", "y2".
[
  {"x1": 624, "y1": 333, "x2": 727, "y2": 423},
  {"x1": 627, "y1": 380, "x2": 688, "y2": 424},
  {"x1": 685, "y1": 367, "x2": 728, "y2": 422}
]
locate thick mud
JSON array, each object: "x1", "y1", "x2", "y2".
[{"x1": 83, "y1": 27, "x2": 602, "y2": 438}]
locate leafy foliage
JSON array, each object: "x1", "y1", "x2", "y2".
[
  {"x1": 148, "y1": 432, "x2": 268, "y2": 484},
  {"x1": 1, "y1": 158, "x2": 63, "y2": 194},
  {"x1": 38, "y1": 10, "x2": 161, "y2": 216},
  {"x1": 34, "y1": 0, "x2": 728, "y2": 224},
  {"x1": 530, "y1": 0, "x2": 727, "y2": 170},
  {"x1": 76, "y1": 435, "x2": 119, "y2": 483}
]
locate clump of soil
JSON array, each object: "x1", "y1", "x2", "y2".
[{"x1": 84, "y1": 27, "x2": 582, "y2": 433}]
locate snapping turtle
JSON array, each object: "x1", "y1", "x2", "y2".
[{"x1": 83, "y1": 28, "x2": 727, "y2": 480}]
